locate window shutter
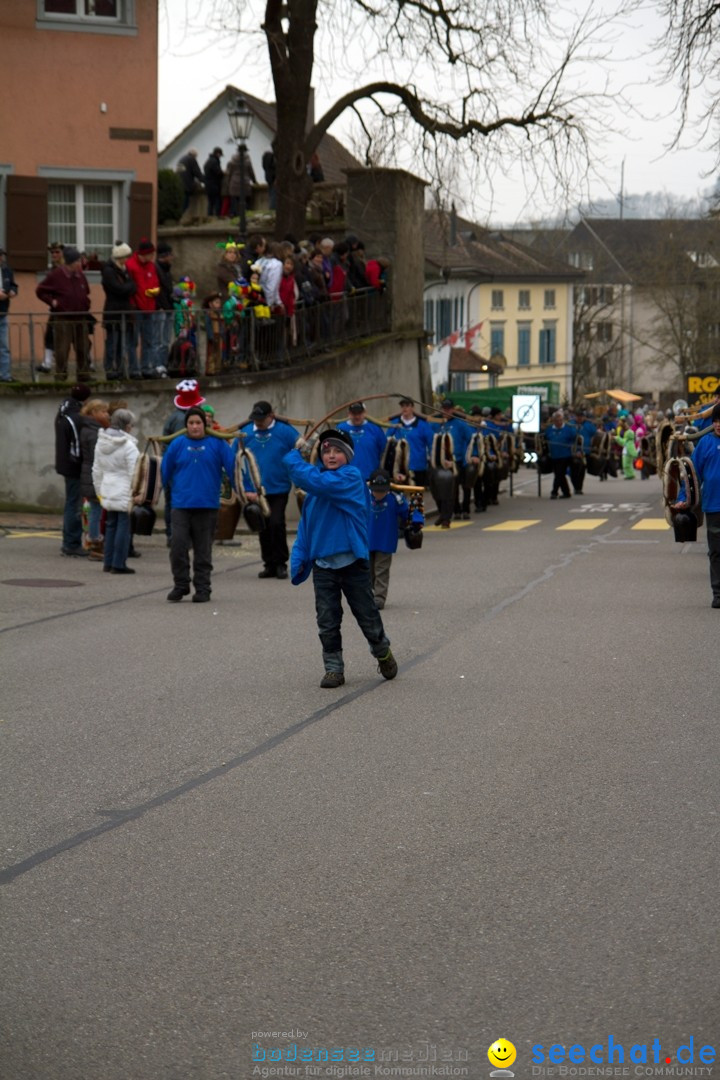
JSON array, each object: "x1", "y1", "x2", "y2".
[
  {"x1": 128, "y1": 181, "x2": 153, "y2": 246},
  {"x1": 6, "y1": 176, "x2": 49, "y2": 271}
]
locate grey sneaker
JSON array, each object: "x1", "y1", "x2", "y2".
[
  {"x1": 377, "y1": 649, "x2": 398, "y2": 680},
  {"x1": 320, "y1": 671, "x2": 345, "y2": 688}
]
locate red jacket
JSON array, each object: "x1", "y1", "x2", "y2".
[
  {"x1": 279, "y1": 272, "x2": 297, "y2": 317},
  {"x1": 36, "y1": 266, "x2": 91, "y2": 314},
  {"x1": 126, "y1": 254, "x2": 160, "y2": 311}
]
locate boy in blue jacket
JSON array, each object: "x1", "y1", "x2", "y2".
[
  {"x1": 367, "y1": 468, "x2": 417, "y2": 609},
  {"x1": 284, "y1": 429, "x2": 398, "y2": 688},
  {"x1": 161, "y1": 407, "x2": 237, "y2": 603}
]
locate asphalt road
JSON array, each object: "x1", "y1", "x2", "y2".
[{"x1": 1, "y1": 469, "x2": 717, "y2": 1080}]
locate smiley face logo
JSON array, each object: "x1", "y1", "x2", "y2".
[{"x1": 488, "y1": 1039, "x2": 517, "y2": 1069}]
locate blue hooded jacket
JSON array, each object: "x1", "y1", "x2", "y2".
[
  {"x1": 368, "y1": 491, "x2": 409, "y2": 554},
  {"x1": 284, "y1": 449, "x2": 371, "y2": 584}
]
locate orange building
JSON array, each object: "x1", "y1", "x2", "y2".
[{"x1": 0, "y1": 0, "x2": 158, "y2": 315}]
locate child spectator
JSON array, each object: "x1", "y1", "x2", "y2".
[
  {"x1": 202, "y1": 292, "x2": 224, "y2": 375},
  {"x1": 279, "y1": 255, "x2": 299, "y2": 346},
  {"x1": 284, "y1": 429, "x2": 399, "y2": 688}
]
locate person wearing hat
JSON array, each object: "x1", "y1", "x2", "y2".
[
  {"x1": 161, "y1": 379, "x2": 207, "y2": 543},
  {"x1": 367, "y1": 468, "x2": 420, "y2": 609},
  {"x1": 126, "y1": 239, "x2": 163, "y2": 379},
  {"x1": 386, "y1": 397, "x2": 433, "y2": 488},
  {"x1": 337, "y1": 402, "x2": 387, "y2": 481},
  {"x1": 284, "y1": 430, "x2": 398, "y2": 688},
  {"x1": 36, "y1": 247, "x2": 92, "y2": 381},
  {"x1": 54, "y1": 383, "x2": 91, "y2": 555},
  {"x1": 0, "y1": 247, "x2": 18, "y2": 382},
  {"x1": 436, "y1": 397, "x2": 474, "y2": 519},
  {"x1": 234, "y1": 401, "x2": 299, "y2": 580},
  {"x1": 203, "y1": 147, "x2": 225, "y2": 217},
  {"x1": 161, "y1": 406, "x2": 238, "y2": 603},
  {"x1": 100, "y1": 243, "x2": 136, "y2": 380}
]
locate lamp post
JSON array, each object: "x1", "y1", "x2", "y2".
[{"x1": 227, "y1": 95, "x2": 254, "y2": 240}]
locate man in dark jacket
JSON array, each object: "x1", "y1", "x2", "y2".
[
  {"x1": 0, "y1": 247, "x2": 18, "y2": 382},
  {"x1": 55, "y1": 383, "x2": 91, "y2": 556},
  {"x1": 36, "y1": 248, "x2": 92, "y2": 381},
  {"x1": 101, "y1": 242, "x2": 136, "y2": 379},
  {"x1": 177, "y1": 149, "x2": 204, "y2": 212},
  {"x1": 155, "y1": 242, "x2": 174, "y2": 373},
  {"x1": 203, "y1": 147, "x2": 224, "y2": 217}
]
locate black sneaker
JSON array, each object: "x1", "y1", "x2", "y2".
[
  {"x1": 258, "y1": 567, "x2": 277, "y2": 579},
  {"x1": 111, "y1": 566, "x2": 135, "y2": 574},
  {"x1": 167, "y1": 586, "x2": 190, "y2": 602},
  {"x1": 275, "y1": 565, "x2": 288, "y2": 579},
  {"x1": 320, "y1": 671, "x2": 345, "y2": 688},
  {"x1": 377, "y1": 649, "x2": 398, "y2": 680},
  {"x1": 192, "y1": 593, "x2": 211, "y2": 603},
  {"x1": 61, "y1": 547, "x2": 88, "y2": 557},
  {"x1": 712, "y1": 597, "x2": 720, "y2": 609}
]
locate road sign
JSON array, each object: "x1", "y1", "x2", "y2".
[{"x1": 512, "y1": 394, "x2": 541, "y2": 433}]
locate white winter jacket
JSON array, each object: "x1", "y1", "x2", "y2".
[{"x1": 92, "y1": 427, "x2": 139, "y2": 512}]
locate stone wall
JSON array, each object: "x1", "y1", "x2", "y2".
[{"x1": 0, "y1": 333, "x2": 428, "y2": 511}]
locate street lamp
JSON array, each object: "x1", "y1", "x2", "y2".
[{"x1": 227, "y1": 94, "x2": 254, "y2": 239}]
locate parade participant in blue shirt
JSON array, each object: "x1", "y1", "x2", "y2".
[
  {"x1": 284, "y1": 429, "x2": 398, "y2": 688},
  {"x1": 161, "y1": 407, "x2": 237, "y2": 603},
  {"x1": 367, "y1": 468, "x2": 423, "y2": 609},
  {"x1": 337, "y1": 401, "x2": 387, "y2": 480},
  {"x1": 574, "y1": 408, "x2": 597, "y2": 451},
  {"x1": 436, "y1": 397, "x2": 474, "y2": 518},
  {"x1": 234, "y1": 399, "x2": 298, "y2": 580},
  {"x1": 677, "y1": 403, "x2": 720, "y2": 608},
  {"x1": 386, "y1": 396, "x2": 433, "y2": 487},
  {"x1": 545, "y1": 409, "x2": 577, "y2": 499}
]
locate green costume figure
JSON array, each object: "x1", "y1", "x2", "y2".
[{"x1": 614, "y1": 427, "x2": 638, "y2": 479}]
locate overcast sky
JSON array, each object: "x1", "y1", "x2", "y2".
[{"x1": 158, "y1": 1, "x2": 718, "y2": 225}]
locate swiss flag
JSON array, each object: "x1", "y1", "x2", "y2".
[{"x1": 464, "y1": 321, "x2": 484, "y2": 350}]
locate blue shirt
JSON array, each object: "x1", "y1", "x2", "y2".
[
  {"x1": 545, "y1": 422, "x2": 577, "y2": 459},
  {"x1": 386, "y1": 415, "x2": 434, "y2": 472},
  {"x1": 337, "y1": 419, "x2": 387, "y2": 480},
  {"x1": 161, "y1": 435, "x2": 237, "y2": 508},
  {"x1": 233, "y1": 419, "x2": 298, "y2": 494},
  {"x1": 692, "y1": 428, "x2": 720, "y2": 512}
]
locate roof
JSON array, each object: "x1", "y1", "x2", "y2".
[
  {"x1": 567, "y1": 218, "x2": 720, "y2": 284},
  {"x1": 424, "y1": 209, "x2": 582, "y2": 282},
  {"x1": 160, "y1": 85, "x2": 362, "y2": 187},
  {"x1": 448, "y1": 347, "x2": 504, "y2": 374}
]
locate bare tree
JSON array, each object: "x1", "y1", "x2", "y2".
[
  {"x1": 655, "y1": 1, "x2": 720, "y2": 167},
  {"x1": 572, "y1": 286, "x2": 625, "y2": 398},
  {"x1": 196, "y1": 0, "x2": 635, "y2": 238}
]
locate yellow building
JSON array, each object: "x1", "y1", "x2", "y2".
[{"x1": 424, "y1": 209, "x2": 582, "y2": 403}]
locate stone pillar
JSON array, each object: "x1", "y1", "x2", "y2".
[{"x1": 345, "y1": 168, "x2": 427, "y2": 333}]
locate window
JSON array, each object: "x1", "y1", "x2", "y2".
[
  {"x1": 453, "y1": 296, "x2": 464, "y2": 331},
  {"x1": 437, "y1": 298, "x2": 452, "y2": 342},
  {"x1": 544, "y1": 289, "x2": 556, "y2": 309},
  {"x1": 577, "y1": 285, "x2": 615, "y2": 307},
  {"x1": 491, "y1": 289, "x2": 504, "y2": 310},
  {"x1": 48, "y1": 182, "x2": 117, "y2": 264},
  {"x1": 490, "y1": 323, "x2": 505, "y2": 357},
  {"x1": 569, "y1": 250, "x2": 594, "y2": 270},
  {"x1": 38, "y1": 0, "x2": 136, "y2": 33},
  {"x1": 596, "y1": 321, "x2": 613, "y2": 343},
  {"x1": 518, "y1": 289, "x2": 531, "y2": 310},
  {"x1": 539, "y1": 322, "x2": 557, "y2": 365},
  {"x1": 517, "y1": 323, "x2": 531, "y2": 366},
  {"x1": 424, "y1": 300, "x2": 435, "y2": 343}
]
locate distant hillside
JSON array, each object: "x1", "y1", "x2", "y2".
[{"x1": 503, "y1": 188, "x2": 718, "y2": 229}]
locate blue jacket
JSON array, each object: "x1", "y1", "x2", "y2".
[
  {"x1": 337, "y1": 419, "x2": 387, "y2": 480},
  {"x1": 386, "y1": 416, "x2": 434, "y2": 472},
  {"x1": 0, "y1": 262, "x2": 18, "y2": 317},
  {"x1": 436, "y1": 415, "x2": 472, "y2": 462},
  {"x1": 233, "y1": 419, "x2": 298, "y2": 494},
  {"x1": 577, "y1": 419, "x2": 597, "y2": 451},
  {"x1": 368, "y1": 491, "x2": 409, "y2": 554},
  {"x1": 545, "y1": 422, "x2": 577, "y2": 459},
  {"x1": 161, "y1": 434, "x2": 237, "y2": 509},
  {"x1": 284, "y1": 449, "x2": 371, "y2": 584},
  {"x1": 692, "y1": 428, "x2": 720, "y2": 513}
]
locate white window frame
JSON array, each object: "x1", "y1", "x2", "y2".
[
  {"x1": 47, "y1": 181, "x2": 121, "y2": 265},
  {"x1": 544, "y1": 289, "x2": 556, "y2": 309},
  {"x1": 518, "y1": 289, "x2": 531, "y2": 310},
  {"x1": 37, "y1": 0, "x2": 137, "y2": 35},
  {"x1": 491, "y1": 289, "x2": 504, "y2": 310}
]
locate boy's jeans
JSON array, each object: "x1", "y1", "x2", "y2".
[{"x1": 312, "y1": 559, "x2": 390, "y2": 673}]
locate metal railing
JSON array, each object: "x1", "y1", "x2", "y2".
[{"x1": 1, "y1": 288, "x2": 390, "y2": 383}]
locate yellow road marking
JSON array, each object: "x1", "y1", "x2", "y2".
[
  {"x1": 4, "y1": 531, "x2": 63, "y2": 539},
  {"x1": 631, "y1": 519, "x2": 671, "y2": 530},
  {"x1": 427, "y1": 521, "x2": 473, "y2": 530},
  {"x1": 483, "y1": 519, "x2": 541, "y2": 532},
  {"x1": 556, "y1": 519, "x2": 608, "y2": 531}
]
